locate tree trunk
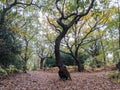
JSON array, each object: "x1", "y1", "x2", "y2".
[
  {"x1": 23, "y1": 41, "x2": 28, "y2": 73},
  {"x1": 23, "y1": 60, "x2": 27, "y2": 73},
  {"x1": 100, "y1": 39, "x2": 106, "y2": 66},
  {"x1": 74, "y1": 59, "x2": 84, "y2": 72},
  {"x1": 55, "y1": 28, "x2": 71, "y2": 80},
  {"x1": 40, "y1": 58, "x2": 44, "y2": 69},
  {"x1": 74, "y1": 46, "x2": 84, "y2": 72},
  {"x1": 23, "y1": 59, "x2": 27, "y2": 73}
]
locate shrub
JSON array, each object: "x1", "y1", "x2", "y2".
[
  {"x1": 6, "y1": 65, "x2": 19, "y2": 74},
  {"x1": 0, "y1": 66, "x2": 7, "y2": 75},
  {"x1": 0, "y1": 25, "x2": 23, "y2": 71},
  {"x1": 0, "y1": 66, "x2": 8, "y2": 78},
  {"x1": 108, "y1": 71, "x2": 120, "y2": 83},
  {"x1": 45, "y1": 57, "x2": 56, "y2": 67}
]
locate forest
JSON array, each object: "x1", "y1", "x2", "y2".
[{"x1": 0, "y1": 0, "x2": 120, "y2": 90}]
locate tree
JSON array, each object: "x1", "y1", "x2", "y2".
[
  {"x1": 0, "y1": 1, "x2": 26, "y2": 69},
  {"x1": 55, "y1": 1, "x2": 109, "y2": 72},
  {"x1": 62, "y1": 17, "x2": 103, "y2": 71},
  {"x1": 0, "y1": 25, "x2": 22, "y2": 68},
  {"x1": 20, "y1": 13, "x2": 39, "y2": 72},
  {"x1": 116, "y1": 0, "x2": 120, "y2": 71},
  {"x1": 117, "y1": 0, "x2": 120, "y2": 49},
  {"x1": 0, "y1": 0, "x2": 42, "y2": 72},
  {"x1": 21, "y1": 33, "x2": 36, "y2": 73},
  {"x1": 35, "y1": 41, "x2": 53, "y2": 69},
  {"x1": 54, "y1": 0, "x2": 95, "y2": 80},
  {"x1": 0, "y1": 0, "x2": 41, "y2": 25},
  {"x1": 9, "y1": 6, "x2": 40, "y2": 72},
  {"x1": 105, "y1": 3, "x2": 120, "y2": 64}
]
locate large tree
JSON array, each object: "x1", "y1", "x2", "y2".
[
  {"x1": 0, "y1": 0, "x2": 42, "y2": 72},
  {"x1": 35, "y1": 37, "x2": 54, "y2": 69},
  {"x1": 54, "y1": 0, "x2": 95, "y2": 80},
  {"x1": 62, "y1": 13, "x2": 107, "y2": 71}
]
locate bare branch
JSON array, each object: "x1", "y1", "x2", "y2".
[
  {"x1": 78, "y1": 21, "x2": 98, "y2": 46},
  {"x1": 46, "y1": 16, "x2": 61, "y2": 33},
  {"x1": 16, "y1": 1, "x2": 42, "y2": 9},
  {"x1": 81, "y1": 36, "x2": 102, "y2": 46},
  {"x1": 63, "y1": 36, "x2": 74, "y2": 56},
  {"x1": 78, "y1": 0, "x2": 95, "y2": 17},
  {"x1": 67, "y1": 0, "x2": 95, "y2": 28},
  {"x1": 61, "y1": 0, "x2": 65, "y2": 17},
  {"x1": 0, "y1": 0, "x2": 41, "y2": 24},
  {"x1": 55, "y1": 0, "x2": 63, "y2": 17},
  {"x1": 75, "y1": 0, "x2": 79, "y2": 14}
]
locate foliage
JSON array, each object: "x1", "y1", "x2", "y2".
[
  {"x1": 78, "y1": 53, "x2": 89, "y2": 65},
  {"x1": 45, "y1": 52, "x2": 89, "y2": 67},
  {"x1": 108, "y1": 71, "x2": 120, "y2": 83},
  {"x1": 61, "y1": 53, "x2": 75, "y2": 66},
  {"x1": 45, "y1": 57, "x2": 56, "y2": 67},
  {"x1": 6, "y1": 65, "x2": 21, "y2": 74},
  {"x1": 0, "y1": 0, "x2": 119, "y2": 73},
  {"x1": 0, "y1": 66, "x2": 7, "y2": 76},
  {"x1": 89, "y1": 58, "x2": 104, "y2": 68},
  {"x1": 0, "y1": 25, "x2": 23, "y2": 69},
  {"x1": 0, "y1": 64, "x2": 22, "y2": 78}
]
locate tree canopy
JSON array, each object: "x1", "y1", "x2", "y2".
[{"x1": 0, "y1": 0, "x2": 120, "y2": 80}]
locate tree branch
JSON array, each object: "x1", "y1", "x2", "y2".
[
  {"x1": 47, "y1": 16, "x2": 61, "y2": 33},
  {"x1": 55, "y1": 0, "x2": 63, "y2": 17},
  {"x1": 68, "y1": 0, "x2": 95, "y2": 28},
  {"x1": 0, "y1": 0, "x2": 41, "y2": 24}
]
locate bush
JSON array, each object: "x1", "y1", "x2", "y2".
[
  {"x1": 6, "y1": 65, "x2": 20, "y2": 74},
  {"x1": 0, "y1": 66, "x2": 7, "y2": 76},
  {"x1": 0, "y1": 66, "x2": 8, "y2": 79},
  {"x1": 45, "y1": 53, "x2": 89, "y2": 67},
  {"x1": 45, "y1": 54, "x2": 75, "y2": 67},
  {"x1": 108, "y1": 71, "x2": 120, "y2": 83},
  {"x1": 61, "y1": 53, "x2": 75, "y2": 66},
  {"x1": 45, "y1": 57, "x2": 56, "y2": 67},
  {"x1": 0, "y1": 25, "x2": 23, "y2": 70},
  {"x1": 89, "y1": 59, "x2": 104, "y2": 68}
]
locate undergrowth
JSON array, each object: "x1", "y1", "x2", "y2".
[{"x1": 108, "y1": 71, "x2": 120, "y2": 83}]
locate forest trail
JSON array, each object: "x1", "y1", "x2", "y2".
[{"x1": 0, "y1": 71, "x2": 120, "y2": 90}]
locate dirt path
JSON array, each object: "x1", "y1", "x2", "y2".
[{"x1": 0, "y1": 71, "x2": 120, "y2": 90}]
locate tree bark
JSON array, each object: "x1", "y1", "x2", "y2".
[
  {"x1": 74, "y1": 58, "x2": 84, "y2": 72},
  {"x1": 100, "y1": 39, "x2": 106, "y2": 66},
  {"x1": 40, "y1": 58, "x2": 45, "y2": 69},
  {"x1": 54, "y1": 0, "x2": 95, "y2": 79},
  {"x1": 23, "y1": 60, "x2": 27, "y2": 73},
  {"x1": 55, "y1": 28, "x2": 71, "y2": 80},
  {"x1": 74, "y1": 43, "x2": 84, "y2": 72},
  {"x1": 23, "y1": 40, "x2": 29, "y2": 73}
]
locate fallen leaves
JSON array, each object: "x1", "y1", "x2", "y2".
[{"x1": 0, "y1": 71, "x2": 120, "y2": 90}]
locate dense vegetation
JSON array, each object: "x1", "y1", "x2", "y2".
[{"x1": 0, "y1": 0, "x2": 120, "y2": 80}]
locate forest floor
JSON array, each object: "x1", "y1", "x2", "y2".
[{"x1": 0, "y1": 70, "x2": 120, "y2": 90}]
